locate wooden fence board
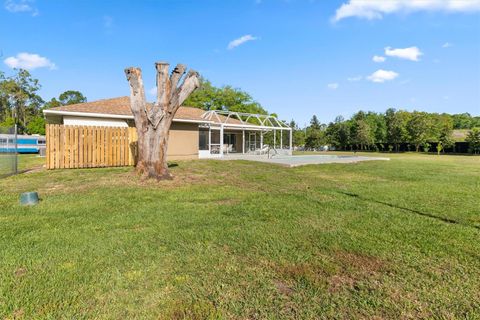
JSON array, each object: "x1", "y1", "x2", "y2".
[
  {"x1": 45, "y1": 124, "x2": 139, "y2": 169},
  {"x1": 66, "y1": 127, "x2": 71, "y2": 168},
  {"x1": 99, "y1": 128, "x2": 104, "y2": 167},
  {"x1": 115, "y1": 128, "x2": 120, "y2": 166}
]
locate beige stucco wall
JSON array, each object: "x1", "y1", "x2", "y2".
[{"x1": 167, "y1": 122, "x2": 199, "y2": 160}]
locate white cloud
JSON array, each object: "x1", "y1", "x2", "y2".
[
  {"x1": 227, "y1": 35, "x2": 258, "y2": 50},
  {"x1": 367, "y1": 69, "x2": 399, "y2": 83},
  {"x1": 333, "y1": 0, "x2": 480, "y2": 22},
  {"x1": 4, "y1": 0, "x2": 38, "y2": 16},
  {"x1": 103, "y1": 15, "x2": 114, "y2": 29},
  {"x1": 372, "y1": 55, "x2": 386, "y2": 63},
  {"x1": 4, "y1": 52, "x2": 56, "y2": 70},
  {"x1": 148, "y1": 87, "x2": 157, "y2": 96},
  {"x1": 442, "y1": 42, "x2": 453, "y2": 48},
  {"x1": 347, "y1": 75, "x2": 362, "y2": 81},
  {"x1": 385, "y1": 46, "x2": 423, "y2": 61},
  {"x1": 327, "y1": 83, "x2": 339, "y2": 90}
]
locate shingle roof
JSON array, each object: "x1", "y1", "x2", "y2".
[{"x1": 47, "y1": 96, "x2": 245, "y2": 125}]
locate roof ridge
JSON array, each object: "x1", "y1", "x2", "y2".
[{"x1": 49, "y1": 96, "x2": 129, "y2": 110}]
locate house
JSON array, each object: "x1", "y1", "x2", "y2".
[{"x1": 43, "y1": 97, "x2": 292, "y2": 160}]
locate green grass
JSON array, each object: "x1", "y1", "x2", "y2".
[
  {"x1": 0, "y1": 154, "x2": 44, "y2": 177},
  {"x1": 0, "y1": 153, "x2": 479, "y2": 319}
]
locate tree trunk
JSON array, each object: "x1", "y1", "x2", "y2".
[{"x1": 125, "y1": 62, "x2": 200, "y2": 180}]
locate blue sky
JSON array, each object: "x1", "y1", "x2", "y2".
[{"x1": 1, "y1": 0, "x2": 479, "y2": 125}]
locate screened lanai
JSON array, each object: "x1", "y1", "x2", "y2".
[{"x1": 198, "y1": 110, "x2": 293, "y2": 158}]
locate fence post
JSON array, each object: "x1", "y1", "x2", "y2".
[{"x1": 13, "y1": 124, "x2": 18, "y2": 174}]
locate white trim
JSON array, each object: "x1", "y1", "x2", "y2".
[
  {"x1": 43, "y1": 109, "x2": 214, "y2": 124},
  {"x1": 63, "y1": 115, "x2": 128, "y2": 127},
  {"x1": 44, "y1": 109, "x2": 134, "y2": 119},
  {"x1": 201, "y1": 110, "x2": 291, "y2": 129},
  {"x1": 42, "y1": 109, "x2": 288, "y2": 130},
  {"x1": 209, "y1": 123, "x2": 292, "y2": 131},
  {"x1": 174, "y1": 119, "x2": 213, "y2": 124}
]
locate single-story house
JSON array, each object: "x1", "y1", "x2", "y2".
[{"x1": 43, "y1": 96, "x2": 292, "y2": 160}]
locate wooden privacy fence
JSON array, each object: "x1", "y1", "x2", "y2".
[{"x1": 46, "y1": 125, "x2": 138, "y2": 169}]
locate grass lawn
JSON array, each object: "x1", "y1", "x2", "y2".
[
  {"x1": 0, "y1": 154, "x2": 44, "y2": 177},
  {"x1": 0, "y1": 152, "x2": 479, "y2": 319}
]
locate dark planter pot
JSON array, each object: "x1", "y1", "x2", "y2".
[{"x1": 20, "y1": 192, "x2": 39, "y2": 206}]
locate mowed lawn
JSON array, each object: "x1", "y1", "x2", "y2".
[{"x1": 0, "y1": 153, "x2": 479, "y2": 319}]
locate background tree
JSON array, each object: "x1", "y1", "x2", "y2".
[
  {"x1": 366, "y1": 111, "x2": 387, "y2": 150},
  {"x1": 0, "y1": 69, "x2": 44, "y2": 133},
  {"x1": 326, "y1": 116, "x2": 351, "y2": 150},
  {"x1": 58, "y1": 90, "x2": 87, "y2": 105},
  {"x1": 125, "y1": 61, "x2": 200, "y2": 180},
  {"x1": 385, "y1": 108, "x2": 410, "y2": 152},
  {"x1": 309, "y1": 115, "x2": 321, "y2": 130},
  {"x1": 451, "y1": 113, "x2": 470, "y2": 129},
  {"x1": 465, "y1": 128, "x2": 480, "y2": 154},
  {"x1": 289, "y1": 120, "x2": 305, "y2": 147},
  {"x1": 408, "y1": 112, "x2": 432, "y2": 152},
  {"x1": 319, "y1": 108, "x2": 473, "y2": 153},
  {"x1": 305, "y1": 115, "x2": 326, "y2": 150},
  {"x1": 436, "y1": 114, "x2": 454, "y2": 151},
  {"x1": 353, "y1": 118, "x2": 374, "y2": 150},
  {"x1": 43, "y1": 90, "x2": 87, "y2": 110},
  {"x1": 43, "y1": 98, "x2": 62, "y2": 109},
  {"x1": 184, "y1": 78, "x2": 267, "y2": 115},
  {"x1": 26, "y1": 116, "x2": 46, "y2": 135}
]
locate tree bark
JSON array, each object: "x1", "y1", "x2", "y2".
[{"x1": 125, "y1": 62, "x2": 199, "y2": 180}]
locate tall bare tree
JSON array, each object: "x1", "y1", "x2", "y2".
[{"x1": 125, "y1": 62, "x2": 200, "y2": 180}]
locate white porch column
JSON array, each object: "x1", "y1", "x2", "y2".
[
  {"x1": 260, "y1": 131, "x2": 263, "y2": 149},
  {"x1": 273, "y1": 130, "x2": 276, "y2": 149},
  {"x1": 220, "y1": 124, "x2": 224, "y2": 156},
  {"x1": 289, "y1": 128, "x2": 293, "y2": 152},
  {"x1": 208, "y1": 127, "x2": 211, "y2": 154},
  {"x1": 242, "y1": 130, "x2": 245, "y2": 154},
  {"x1": 280, "y1": 130, "x2": 283, "y2": 149}
]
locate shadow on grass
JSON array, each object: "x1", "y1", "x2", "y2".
[
  {"x1": 337, "y1": 191, "x2": 480, "y2": 231},
  {"x1": 0, "y1": 168, "x2": 36, "y2": 179}
]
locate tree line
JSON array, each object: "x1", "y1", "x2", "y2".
[
  {"x1": 290, "y1": 110, "x2": 480, "y2": 154},
  {"x1": 0, "y1": 69, "x2": 86, "y2": 135}
]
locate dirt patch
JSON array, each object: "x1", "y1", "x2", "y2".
[
  {"x1": 23, "y1": 165, "x2": 45, "y2": 174},
  {"x1": 272, "y1": 252, "x2": 389, "y2": 294},
  {"x1": 275, "y1": 262, "x2": 328, "y2": 287},
  {"x1": 14, "y1": 267, "x2": 27, "y2": 278},
  {"x1": 273, "y1": 279, "x2": 295, "y2": 296},
  {"x1": 327, "y1": 251, "x2": 389, "y2": 293},
  {"x1": 9, "y1": 308, "x2": 24, "y2": 319},
  {"x1": 335, "y1": 251, "x2": 387, "y2": 275},
  {"x1": 328, "y1": 274, "x2": 356, "y2": 293},
  {"x1": 161, "y1": 300, "x2": 220, "y2": 320}
]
